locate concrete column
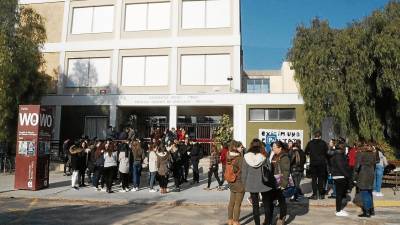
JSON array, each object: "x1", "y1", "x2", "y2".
[
  {"x1": 53, "y1": 105, "x2": 62, "y2": 141},
  {"x1": 110, "y1": 49, "x2": 119, "y2": 94},
  {"x1": 57, "y1": 0, "x2": 71, "y2": 95},
  {"x1": 233, "y1": 104, "x2": 246, "y2": 144},
  {"x1": 233, "y1": 45, "x2": 241, "y2": 92},
  {"x1": 169, "y1": 105, "x2": 177, "y2": 129},
  {"x1": 109, "y1": 105, "x2": 117, "y2": 128}
]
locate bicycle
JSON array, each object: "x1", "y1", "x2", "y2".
[{"x1": 0, "y1": 154, "x2": 14, "y2": 174}]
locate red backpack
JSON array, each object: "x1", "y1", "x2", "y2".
[{"x1": 224, "y1": 156, "x2": 240, "y2": 183}]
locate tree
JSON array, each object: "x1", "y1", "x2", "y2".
[
  {"x1": 212, "y1": 114, "x2": 233, "y2": 146},
  {"x1": 288, "y1": 1, "x2": 400, "y2": 156},
  {"x1": 0, "y1": 0, "x2": 49, "y2": 144}
]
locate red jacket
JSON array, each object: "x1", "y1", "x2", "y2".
[
  {"x1": 220, "y1": 147, "x2": 229, "y2": 165},
  {"x1": 348, "y1": 147, "x2": 357, "y2": 169}
]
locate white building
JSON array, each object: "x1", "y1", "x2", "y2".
[{"x1": 20, "y1": 0, "x2": 308, "y2": 147}]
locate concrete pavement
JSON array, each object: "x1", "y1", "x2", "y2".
[
  {"x1": 1, "y1": 171, "x2": 400, "y2": 207},
  {"x1": 1, "y1": 197, "x2": 399, "y2": 225}
]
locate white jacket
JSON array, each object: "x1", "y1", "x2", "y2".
[{"x1": 148, "y1": 151, "x2": 158, "y2": 172}]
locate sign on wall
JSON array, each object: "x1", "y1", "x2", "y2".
[{"x1": 259, "y1": 129, "x2": 304, "y2": 148}]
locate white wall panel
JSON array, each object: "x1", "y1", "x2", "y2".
[
  {"x1": 92, "y1": 6, "x2": 114, "y2": 33},
  {"x1": 125, "y1": 4, "x2": 147, "y2": 31},
  {"x1": 206, "y1": 0, "x2": 230, "y2": 28},
  {"x1": 205, "y1": 54, "x2": 230, "y2": 85},
  {"x1": 181, "y1": 55, "x2": 205, "y2": 85},
  {"x1": 121, "y1": 57, "x2": 145, "y2": 86},
  {"x1": 148, "y1": 2, "x2": 170, "y2": 30},
  {"x1": 145, "y1": 56, "x2": 169, "y2": 86},
  {"x1": 89, "y1": 58, "x2": 110, "y2": 87},
  {"x1": 71, "y1": 7, "x2": 92, "y2": 34},
  {"x1": 182, "y1": 1, "x2": 205, "y2": 29},
  {"x1": 66, "y1": 58, "x2": 89, "y2": 87}
]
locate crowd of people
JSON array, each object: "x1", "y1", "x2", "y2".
[{"x1": 62, "y1": 128, "x2": 390, "y2": 225}]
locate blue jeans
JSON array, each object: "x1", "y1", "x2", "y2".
[
  {"x1": 360, "y1": 190, "x2": 373, "y2": 209},
  {"x1": 132, "y1": 161, "x2": 142, "y2": 188},
  {"x1": 374, "y1": 165, "x2": 384, "y2": 193},
  {"x1": 326, "y1": 174, "x2": 336, "y2": 196},
  {"x1": 149, "y1": 171, "x2": 157, "y2": 189}
]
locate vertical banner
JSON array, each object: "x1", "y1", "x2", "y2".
[{"x1": 15, "y1": 105, "x2": 53, "y2": 190}]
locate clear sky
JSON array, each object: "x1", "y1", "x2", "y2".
[{"x1": 241, "y1": 0, "x2": 392, "y2": 70}]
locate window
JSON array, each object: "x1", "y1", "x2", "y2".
[
  {"x1": 182, "y1": 0, "x2": 230, "y2": 29},
  {"x1": 249, "y1": 108, "x2": 296, "y2": 121},
  {"x1": 246, "y1": 79, "x2": 270, "y2": 93},
  {"x1": 66, "y1": 58, "x2": 110, "y2": 87},
  {"x1": 71, "y1": 6, "x2": 114, "y2": 34},
  {"x1": 180, "y1": 54, "x2": 230, "y2": 85},
  {"x1": 121, "y1": 56, "x2": 169, "y2": 86},
  {"x1": 125, "y1": 2, "x2": 170, "y2": 31}
]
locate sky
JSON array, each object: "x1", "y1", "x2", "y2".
[{"x1": 241, "y1": 0, "x2": 392, "y2": 70}]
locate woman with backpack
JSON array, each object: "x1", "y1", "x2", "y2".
[
  {"x1": 328, "y1": 140, "x2": 351, "y2": 217},
  {"x1": 156, "y1": 144, "x2": 171, "y2": 194},
  {"x1": 271, "y1": 141, "x2": 290, "y2": 225},
  {"x1": 118, "y1": 143, "x2": 131, "y2": 192},
  {"x1": 242, "y1": 138, "x2": 274, "y2": 225},
  {"x1": 226, "y1": 140, "x2": 245, "y2": 225},
  {"x1": 204, "y1": 144, "x2": 223, "y2": 191}
]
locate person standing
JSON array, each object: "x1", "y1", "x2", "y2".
[
  {"x1": 69, "y1": 141, "x2": 83, "y2": 190},
  {"x1": 148, "y1": 143, "x2": 158, "y2": 192},
  {"x1": 204, "y1": 145, "x2": 223, "y2": 190},
  {"x1": 290, "y1": 141, "x2": 306, "y2": 201},
  {"x1": 305, "y1": 131, "x2": 329, "y2": 200},
  {"x1": 103, "y1": 141, "x2": 117, "y2": 193},
  {"x1": 118, "y1": 143, "x2": 131, "y2": 192},
  {"x1": 242, "y1": 139, "x2": 274, "y2": 225},
  {"x1": 79, "y1": 141, "x2": 89, "y2": 187},
  {"x1": 354, "y1": 143, "x2": 376, "y2": 217},
  {"x1": 220, "y1": 143, "x2": 229, "y2": 186},
  {"x1": 180, "y1": 139, "x2": 192, "y2": 183},
  {"x1": 169, "y1": 141, "x2": 183, "y2": 192},
  {"x1": 156, "y1": 144, "x2": 171, "y2": 194},
  {"x1": 226, "y1": 141, "x2": 245, "y2": 225},
  {"x1": 190, "y1": 142, "x2": 203, "y2": 184},
  {"x1": 328, "y1": 141, "x2": 351, "y2": 217},
  {"x1": 131, "y1": 140, "x2": 145, "y2": 191},
  {"x1": 373, "y1": 147, "x2": 388, "y2": 197},
  {"x1": 63, "y1": 139, "x2": 71, "y2": 176},
  {"x1": 92, "y1": 141, "x2": 105, "y2": 191},
  {"x1": 271, "y1": 141, "x2": 290, "y2": 225}
]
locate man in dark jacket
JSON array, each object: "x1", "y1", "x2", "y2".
[
  {"x1": 190, "y1": 142, "x2": 203, "y2": 184},
  {"x1": 305, "y1": 131, "x2": 329, "y2": 199},
  {"x1": 179, "y1": 139, "x2": 192, "y2": 183}
]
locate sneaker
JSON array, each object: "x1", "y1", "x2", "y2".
[
  {"x1": 149, "y1": 189, "x2": 157, "y2": 193},
  {"x1": 375, "y1": 192, "x2": 384, "y2": 197},
  {"x1": 136, "y1": 187, "x2": 139, "y2": 191},
  {"x1": 118, "y1": 189, "x2": 126, "y2": 193},
  {"x1": 101, "y1": 188, "x2": 106, "y2": 192},
  {"x1": 335, "y1": 210, "x2": 349, "y2": 217},
  {"x1": 131, "y1": 188, "x2": 138, "y2": 192}
]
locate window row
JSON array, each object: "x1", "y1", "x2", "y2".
[
  {"x1": 71, "y1": 0, "x2": 231, "y2": 34},
  {"x1": 66, "y1": 54, "x2": 231, "y2": 87},
  {"x1": 246, "y1": 79, "x2": 270, "y2": 93},
  {"x1": 249, "y1": 108, "x2": 296, "y2": 121}
]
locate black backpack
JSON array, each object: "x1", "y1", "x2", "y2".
[{"x1": 261, "y1": 158, "x2": 276, "y2": 188}]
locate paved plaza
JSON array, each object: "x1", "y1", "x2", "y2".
[{"x1": 1, "y1": 170, "x2": 400, "y2": 224}]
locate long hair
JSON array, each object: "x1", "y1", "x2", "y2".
[
  {"x1": 248, "y1": 138, "x2": 262, "y2": 154},
  {"x1": 229, "y1": 140, "x2": 241, "y2": 153}
]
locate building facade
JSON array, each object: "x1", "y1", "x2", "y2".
[{"x1": 20, "y1": 0, "x2": 309, "y2": 147}]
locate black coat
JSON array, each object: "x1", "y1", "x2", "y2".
[
  {"x1": 305, "y1": 138, "x2": 328, "y2": 166},
  {"x1": 190, "y1": 144, "x2": 203, "y2": 161},
  {"x1": 71, "y1": 153, "x2": 81, "y2": 171},
  {"x1": 328, "y1": 150, "x2": 351, "y2": 178}
]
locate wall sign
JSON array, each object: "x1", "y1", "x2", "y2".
[{"x1": 259, "y1": 129, "x2": 304, "y2": 148}]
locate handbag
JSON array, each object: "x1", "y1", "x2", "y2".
[{"x1": 274, "y1": 156, "x2": 294, "y2": 188}]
